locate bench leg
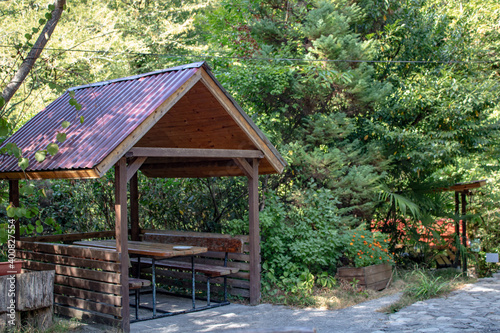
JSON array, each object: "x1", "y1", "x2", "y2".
[
  {"x1": 152, "y1": 257, "x2": 156, "y2": 317},
  {"x1": 224, "y1": 252, "x2": 228, "y2": 302},
  {"x1": 207, "y1": 277, "x2": 211, "y2": 306},
  {"x1": 135, "y1": 289, "x2": 139, "y2": 320},
  {"x1": 224, "y1": 277, "x2": 227, "y2": 303},
  {"x1": 192, "y1": 256, "x2": 196, "y2": 309}
]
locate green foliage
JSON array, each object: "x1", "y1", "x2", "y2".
[
  {"x1": 404, "y1": 270, "x2": 449, "y2": 300},
  {"x1": 286, "y1": 113, "x2": 389, "y2": 227},
  {"x1": 251, "y1": 187, "x2": 342, "y2": 294}
]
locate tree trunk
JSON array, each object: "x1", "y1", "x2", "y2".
[{"x1": 1, "y1": 0, "x2": 66, "y2": 107}]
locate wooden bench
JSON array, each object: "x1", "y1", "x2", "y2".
[
  {"x1": 129, "y1": 278, "x2": 151, "y2": 320},
  {"x1": 138, "y1": 231, "x2": 244, "y2": 306}
]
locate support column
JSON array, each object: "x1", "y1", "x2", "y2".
[
  {"x1": 461, "y1": 190, "x2": 468, "y2": 273},
  {"x1": 130, "y1": 173, "x2": 139, "y2": 241},
  {"x1": 248, "y1": 158, "x2": 260, "y2": 305},
  {"x1": 454, "y1": 191, "x2": 460, "y2": 267},
  {"x1": 9, "y1": 180, "x2": 19, "y2": 240},
  {"x1": 115, "y1": 158, "x2": 130, "y2": 332}
]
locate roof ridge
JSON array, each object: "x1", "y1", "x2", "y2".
[{"x1": 68, "y1": 61, "x2": 207, "y2": 92}]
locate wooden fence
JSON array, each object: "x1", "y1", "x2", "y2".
[{"x1": 16, "y1": 240, "x2": 123, "y2": 325}]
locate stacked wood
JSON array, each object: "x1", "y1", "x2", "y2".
[{"x1": 16, "y1": 241, "x2": 122, "y2": 326}]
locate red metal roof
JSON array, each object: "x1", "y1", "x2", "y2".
[{"x1": 0, "y1": 62, "x2": 205, "y2": 174}]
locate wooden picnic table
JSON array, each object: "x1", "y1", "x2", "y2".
[
  {"x1": 74, "y1": 239, "x2": 208, "y2": 321},
  {"x1": 73, "y1": 239, "x2": 207, "y2": 258}
]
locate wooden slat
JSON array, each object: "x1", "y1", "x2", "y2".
[
  {"x1": 17, "y1": 241, "x2": 119, "y2": 261},
  {"x1": 128, "y1": 147, "x2": 264, "y2": 159},
  {"x1": 20, "y1": 230, "x2": 115, "y2": 242},
  {"x1": 134, "y1": 258, "x2": 238, "y2": 277},
  {"x1": 54, "y1": 275, "x2": 121, "y2": 295},
  {"x1": 54, "y1": 305, "x2": 121, "y2": 326},
  {"x1": 54, "y1": 295, "x2": 121, "y2": 317},
  {"x1": 200, "y1": 251, "x2": 250, "y2": 262},
  {"x1": 143, "y1": 232, "x2": 243, "y2": 253},
  {"x1": 55, "y1": 285, "x2": 122, "y2": 306},
  {"x1": 16, "y1": 250, "x2": 120, "y2": 272},
  {"x1": 20, "y1": 259, "x2": 121, "y2": 284}
]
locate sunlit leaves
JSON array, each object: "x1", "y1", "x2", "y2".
[
  {"x1": 56, "y1": 133, "x2": 66, "y2": 143},
  {"x1": 18, "y1": 157, "x2": 29, "y2": 170},
  {"x1": 61, "y1": 121, "x2": 70, "y2": 128},
  {"x1": 34, "y1": 150, "x2": 46, "y2": 162},
  {"x1": 46, "y1": 143, "x2": 59, "y2": 156}
]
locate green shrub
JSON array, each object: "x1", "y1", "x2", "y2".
[{"x1": 225, "y1": 185, "x2": 343, "y2": 294}]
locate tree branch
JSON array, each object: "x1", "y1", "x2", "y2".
[{"x1": 1, "y1": 0, "x2": 66, "y2": 107}]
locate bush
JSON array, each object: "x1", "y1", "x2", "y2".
[{"x1": 225, "y1": 185, "x2": 343, "y2": 294}]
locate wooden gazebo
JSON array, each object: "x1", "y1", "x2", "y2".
[{"x1": 0, "y1": 62, "x2": 286, "y2": 331}]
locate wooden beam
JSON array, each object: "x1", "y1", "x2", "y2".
[
  {"x1": 128, "y1": 147, "x2": 264, "y2": 159},
  {"x1": 130, "y1": 173, "x2": 140, "y2": 241},
  {"x1": 461, "y1": 190, "x2": 468, "y2": 273},
  {"x1": 0, "y1": 169, "x2": 99, "y2": 180},
  {"x1": 248, "y1": 158, "x2": 260, "y2": 305},
  {"x1": 126, "y1": 157, "x2": 147, "y2": 182},
  {"x1": 114, "y1": 158, "x2": 129, "y2": 332},
  {"x1": 9, "y1": 180, "x2": 19, "y2": 240},
  {"x1": 233, "y1": 158, "x2": 253, "y2": 178}
]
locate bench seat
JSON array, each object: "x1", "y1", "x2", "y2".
[
  {"x1": 132, "y1": 257, "x2": 239, "y2": 277},
  {"x1": 129, "y1": 277, "x2": 151, "y2": 290}
]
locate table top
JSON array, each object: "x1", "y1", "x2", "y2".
[{"x1": 73, "y1": 240, "x2": 207, "y2": 258}]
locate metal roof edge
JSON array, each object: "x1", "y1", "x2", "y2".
[{"x1": 68, "y1": 61, "x2": 207, "y2": 92}]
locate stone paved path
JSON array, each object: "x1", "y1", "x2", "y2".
[
  {"x1": 375, "y1": 272, "x2": 500, "y2": 333},
  {"x1": 127, "y1": 272, "x2": 500, "y2": 332}
]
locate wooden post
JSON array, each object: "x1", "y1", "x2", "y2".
[
  {"x1": 461, "y1": 190, "x2": 467, "y2": 273},
  {"x1": 115, "y1": 158, "x2": 130, "y2": 332},
  {"x1": 454, "y1": 191, "x2": 460, "y2": 267},
  {"x1": 248, "y1": 158, "x2": 260, "y2": 305},
  {"x1": 9, "y1": 180, "x2": 19, "y2": 240},
  {"x1": 130, "y1": 173, "x2": 140, "y2": 241}
]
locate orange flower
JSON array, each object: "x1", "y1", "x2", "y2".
[
  {"x1": 370, "y1": 255, "x2": 373, "y2": 258},
  {"x1": 361, "y1": 235, "x2": 365, "y2": 238},
  {"x1": 379, "y1": 257, "x2": 382, "y2": 260},
  {"x1": 369, "y1": 244, "x2": 372, "y2": 247},
  {"x1": 359, "y1": 256, "x2": 362, "y2": 259},
  {"x1": 363, "y1": 241, "x2": 367, "y2": 245},
  {"x1": 350, "y1": 242, "x2": 353, "y2": 245}
]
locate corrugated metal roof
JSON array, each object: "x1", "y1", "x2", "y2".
[{"x1": 0, "y1": 62, "x2": 205, "y2": 174}]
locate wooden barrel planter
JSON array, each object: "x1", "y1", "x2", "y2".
[
  {"x1": 337, "y1": 263, "x2": 392, "y2": 290},
  {"x1": 0, "y1": 269, "x2": 55, "y2": 331}
]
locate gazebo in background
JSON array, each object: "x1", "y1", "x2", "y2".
[
  {"x1": 0, "y1": 62, "x2": 286, "y2": 331},
  {"x1": 443, "y1": 179, "x2": 487, "y2": 272}
]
